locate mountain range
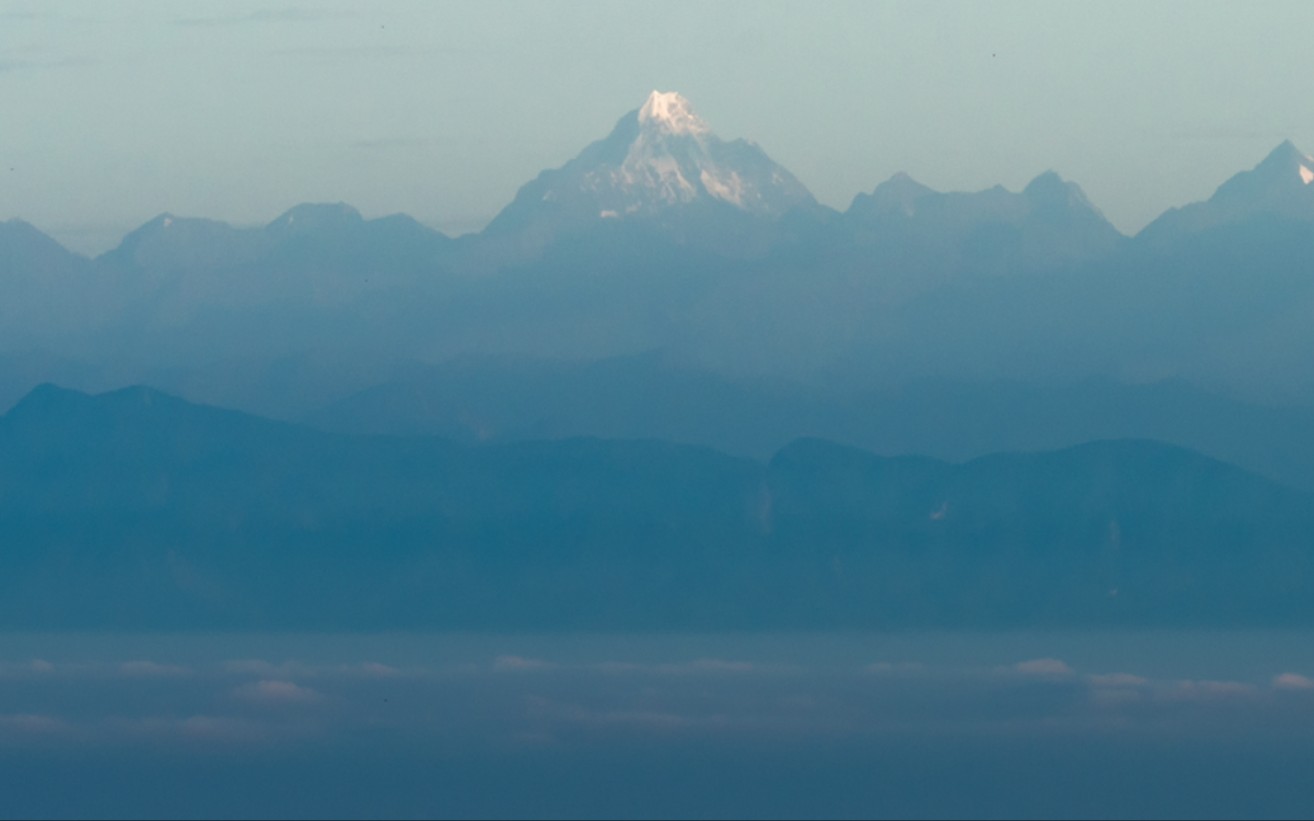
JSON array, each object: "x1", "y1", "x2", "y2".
[
  {"x1": 4, "y1": 91, "x2": 1314, "y2": 630},
  {"x1": 1, "y1": 91, "x2": 1309, "y2": 374},
  {"x1": 0, "y1": 91, "x2": 1311, "y2": 410},
  {"x1": 0, "y1": 92, "x2": 1312, "y2": 446},
  {"x1": 2, "y1": 383, "x2": 1311, "y2": 630}
]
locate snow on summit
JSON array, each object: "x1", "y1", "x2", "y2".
[
  {"x1": 586, "y1": 89, "x2": 814, "y2": 216},
  {"x1": 484, "y1": 89, "x2": 818, "y2": 239},
  {"x1": 637, "y1": 90, "x2": 710, "y2": 136}
]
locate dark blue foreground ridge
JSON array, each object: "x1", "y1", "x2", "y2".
[{"x1": 0, "y1": 384, "x2": 1310, "y2": 631}]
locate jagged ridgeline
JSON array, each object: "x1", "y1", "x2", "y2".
[{"x1": 3, "y1": 90, "x2": 1314, "y2": 398}]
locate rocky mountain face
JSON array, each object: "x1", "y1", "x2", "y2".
[{"x1": 477, "y1": 90, "x2": 826, "y2": 259}]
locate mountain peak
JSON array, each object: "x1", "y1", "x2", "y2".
[
  {"x1": 637, "y1": 90, "x2": 709, "y2": 136},
  {"x1": 850, "y1": 172, "x2": 935, "y2": 215},
  {"x1": 101, "y1": 212, "x2": 257, "y2": 270},
  {"x1": 0, "y1": 218, "x2": 77, "y2": 259},
  {"x1": 878, "y1": 171, "x2": 932, "y2": 193},
  {"x1": 1265, "y1": 139, "x2": 1309, "y2": 160},
  {"x1": 1022, "y1": 170, "x2": 1102, "y2": 212},
  {"x1": 1255, "y1": 140, "x2": 1314, "y2": 186},
  {"x1": 1023, "y1": 170, "x2": 1065, "y2": 194},
  {"x1": 1208, "y1": 140, "x2": 1314, "y2": 204},
  {"x1": 268, "y1": 202, "x2": 364, "y2": 231},
  {"x1": 1137, "y1": 140, "x2": 1314, "y2": 242},
  {"x1": 478, "y1": 89, "x2": 819, "y2": 254}
]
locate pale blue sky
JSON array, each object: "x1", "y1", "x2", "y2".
[{"x1": 2, "y1": 0, "x2": 1313, "y2": 252}]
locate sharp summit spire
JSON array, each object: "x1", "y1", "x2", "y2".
[{"x1": 636, "y1": 90, "x2": 710, "y2": 136}]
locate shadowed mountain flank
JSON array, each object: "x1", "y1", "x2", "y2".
[{"x1": 1, "y1": 385, "x2": 1312, "y2": 630}]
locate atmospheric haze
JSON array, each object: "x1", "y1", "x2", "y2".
[{"x1": 5, "y1": 3, "x2": 1314, "y2": 819}]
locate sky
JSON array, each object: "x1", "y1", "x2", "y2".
[{"x1": 3, "y1": 0, "x2": 1314, "y2": 253}]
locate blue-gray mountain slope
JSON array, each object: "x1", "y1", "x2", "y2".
[{"x1": 2, "y1": 385, "x2": 1312, "y2": 630}]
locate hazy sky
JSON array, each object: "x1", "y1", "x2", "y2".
[{"x1": 3, "y1": 0, "x2": 1314, "y2": 253}]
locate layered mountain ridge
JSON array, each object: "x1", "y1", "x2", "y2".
[
  {"x1": 7, "y1": 91, "x2": 1314, "y2": 262},
  {"x1": 2, "y1": 90, "x2": 1314, "y2": 408},
  {"x1": 843, "y1": 167, "x2": 1126, "y2": 274},
  {"x1": 3, "y1": 93, "x2": 1314, "y2": 632},
  {"x1": 2, "y1": 382, "x2": 1313, "y2": 629}
]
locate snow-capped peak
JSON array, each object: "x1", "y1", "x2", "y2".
[
  {"x1": 637, "y1": 90, "x2": 709, "y2": 136},
  {"x1": 480, "y1": 88, "x2": 819, "y2": 250},
  {"x1": 1301, "y1": 164, "x2": 1313, "y2": 185}
]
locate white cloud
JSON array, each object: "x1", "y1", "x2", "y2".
[
  {"x1": 356, "y1": 661, "x2": 402, "y2": 678},
  {"x1": 232, "y1": 679, "x2": 324, "y2": 706},
  {"x1": 0, "y1": 658, "x2": 56, "y2": 677},
  {"x1": 179, "y1": 715, "x2": 269, "y2": 743},
  {"x1": 1167, "y1": 680, "x2": 1257, "y2": 700},
  {"x1": 101, "y1": 714, "x2": 278, "y2": 744},
  {"x1": 1011, "y1": 658, "x2": 1075, "y2": 678},
  {"x1": 223, "y1": 658, "x2": 405, "y2": 679},
  {"x1": 1273, "y1": 672, "x2": 1314, "y2": 691},
  {"x1": 0, "y1": 713, "x2": 68, "y2": 736},
  {"x1": 1088, "y1": 672, "x2": 1148, "y2": 688},
  {"x1": 492, "y1": 655, "x2": 554, "y2": 672},
  {"x1": 590, "y1": 658, "x2": 759, "y2": 676}
]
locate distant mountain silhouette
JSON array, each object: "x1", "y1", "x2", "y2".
[
  {"x1": 0, "y1": 218, "x2": 86, "y2": 274},
  {"x1": 1139, "y1": 141, "x2": 1314, "y2": 243},
  {"x1": 100, "y1": 202, "x2": 451, "y2": 281},
  {"x1": 5, "y1": 97, "x2": 1314, "y2": 459},
  {"x1": 301, "y1": 355, "x2": 1314, "y2": 494},
  {"x1": 2, "y1": 385, "x2": 1313, "y2": 629},
  {"x1": 0, "y1": 220, "x2": 94, "y2": 345},
  {"x1": 844, "y1": 170, "x2": 1126, "y2": 276}
]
